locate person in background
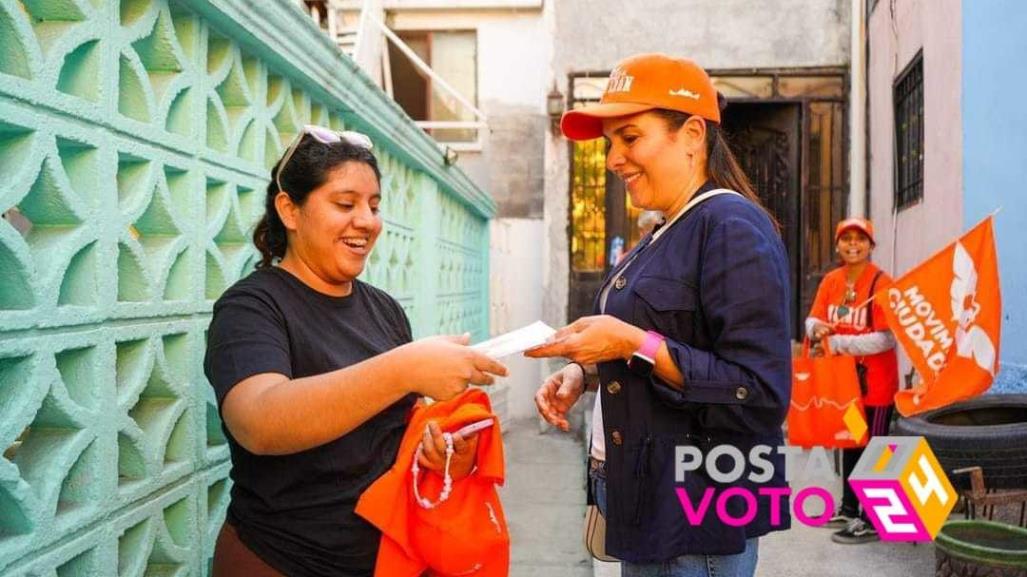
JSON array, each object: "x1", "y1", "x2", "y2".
[
  {"x1": 637, "y1": 210, "x2": 663, "y2": 238},
  {"x1": 806, "y1": 217, "x2": 899, "y2": 544},
  {"x1": 614, "y1": 212, "x2": 663, "y2": 265}
]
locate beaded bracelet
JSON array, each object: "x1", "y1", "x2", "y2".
[{"x1": 411, "y1": 432, "x2": 455, "y2": 509}]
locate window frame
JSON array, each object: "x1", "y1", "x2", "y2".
[
  {"x1": 893, "y1": 50, "x2": 925, "y2": 211},
  {"x1": 388, "y1": 28, "x2": 482, "y2": 150}
]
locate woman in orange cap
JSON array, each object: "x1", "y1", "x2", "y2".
[
  {"x1": 528, "y1": 53, "x2": 792, "y2": 577},
  {"x1": 805, "y1": 218, "x2": 899, "y2": 545}
]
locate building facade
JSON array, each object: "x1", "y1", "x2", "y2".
[{"x1": 867, "y1": 0, "x2": 1026, "y2": 393}]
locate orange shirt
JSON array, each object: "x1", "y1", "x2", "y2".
[{"x1": 808, "y1": 262, "x2": 899, "y2": 406}]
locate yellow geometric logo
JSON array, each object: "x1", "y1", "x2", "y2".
[
  {"x1": 849, "y1": 436, "x2": 957, "y2": 541},
  {"x1": 843, "y1": 403, "x2": 868, "y2": 444}
]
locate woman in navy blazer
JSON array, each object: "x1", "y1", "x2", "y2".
[{"x1": 528, "y1": 54, "x2": 792, "y2": 577}]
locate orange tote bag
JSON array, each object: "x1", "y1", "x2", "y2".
[{"x1": 787, "y1": 339, "x2": 867, "y2": 449}]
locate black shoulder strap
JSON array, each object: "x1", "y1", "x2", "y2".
[{"x1": 867, "y1": 270, "x2": 884, "y2": 331}]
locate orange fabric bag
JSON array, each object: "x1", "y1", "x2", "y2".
[
  {"x1": 787, "y1": 339, "x2": 867, "y2": 449},
  {"x1": 356, "y1": 388, "x2": 510, "y2": 577}
]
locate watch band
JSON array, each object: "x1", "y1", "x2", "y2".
[
  {"x1": 627, "y1": 331, "x2": 664, "y2": 377},
  {"x1": 636, "y1": 330, "x2": 665, "y2": 362}
]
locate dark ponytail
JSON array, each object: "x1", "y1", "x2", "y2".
[
  {"x1": 253, "y1": 135, "x2": 381, "y2": 269},
  {"x1": 253, "y1": 165, "x2": 290, "y2": 269},
  {"x1": 654, "y1": 107, "x2": 781, "y2": 232}
]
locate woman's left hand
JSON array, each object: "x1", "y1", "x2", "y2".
[
  {"x1": 525, "y1": 315, "x2": 644, "y2": 365},
  {"x1": 418, "y1": 420, "x2": 479, "y2": 481}
]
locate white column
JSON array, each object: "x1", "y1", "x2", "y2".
[{"x1": 849, "y1": 0, "x2": 868, "y2": 218}]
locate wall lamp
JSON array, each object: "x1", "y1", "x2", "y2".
[
  {"x1": 443, "y1": 145, "x2": 459, "y2": 166},
  {"x1": 547, "y1": 83, "x2": 566, "y2": 135}
]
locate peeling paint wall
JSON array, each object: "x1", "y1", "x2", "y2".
[
  {"x1": 552, "y1": 0, "x2": 850, "y2": 73},
  {"x1": 0, "y1": 1, "x2": 493, "y2": 574}
]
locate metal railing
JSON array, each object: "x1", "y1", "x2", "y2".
[{"x1": 317, "y1": 0, "x2": 487, "y2": 150}]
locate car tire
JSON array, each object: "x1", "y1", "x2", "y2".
[{"x1": 893, "y1": 394, "x2": 1027, "y2": 490}]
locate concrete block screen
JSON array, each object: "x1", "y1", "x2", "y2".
[{"x1": 0, "y1": 0, "x2": 492, "y2": 574}]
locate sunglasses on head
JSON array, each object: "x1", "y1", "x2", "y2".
[{"x1": 275, "y1": 125, "x2": 374, "y2": 193}]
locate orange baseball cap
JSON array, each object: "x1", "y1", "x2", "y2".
[
  {"x1": 561, "y1": 53, "x2": 721, "y2": 141},
  {"x1": 835, "y1": 218, "x2": 876, "y2": 245}
]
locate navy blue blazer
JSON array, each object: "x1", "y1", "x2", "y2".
[{"x1": 595, "y1": 184, "x2": 793, "y2": 562}]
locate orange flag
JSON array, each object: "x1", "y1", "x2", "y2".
[{"x1": 874, "y1": 216, "x2": 1001, "y2": 416}]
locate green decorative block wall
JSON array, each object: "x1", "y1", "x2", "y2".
[{"x1": 0, "y1": 0, "x2": 494, "y2": 574}]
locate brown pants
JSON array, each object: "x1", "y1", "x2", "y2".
[
  {"x1": 212, "y1": 522, "x2": 435, "y2": 576},
  {"x1": 212, "y1": 523, "x2": 286, "y2": 577}
]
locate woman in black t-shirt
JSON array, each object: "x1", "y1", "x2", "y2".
[{"x1": 203, "y1": 127, "x2": 507, "y2": 577}]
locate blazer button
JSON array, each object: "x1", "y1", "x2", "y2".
[
  {"x1": 611, "y1": 430, "x2": 623, "y2": 446},
  {"x1": 606, "y1": 380, "x2": 622, "y2": 395},
  {"x1": 614, "y1": 276, "x2": 627, "y2": 290},
  {"x1": 735, "y1": 386, "x2": 749, "y2": 401}
]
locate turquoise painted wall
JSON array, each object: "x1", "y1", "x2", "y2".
[
  {"x1": 0, "y1": 0, "x2": 493, "y2": 574},
  {"x1": 962, "y1": 0, "x2": 1027, "y2": 394}
]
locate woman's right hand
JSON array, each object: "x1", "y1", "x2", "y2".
[
  {"x1": 811, "y1": 321, "x2": 834, "y2": 340},
  {"x1": 535, "y1": 363, "x2": 585, "y2": 431},
  {"x1": 397, "y1": 334, "x2": 508, "y2": 401}
]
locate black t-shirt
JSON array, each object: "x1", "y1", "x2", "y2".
[{"x1": 203, "y1": 267, "x2": 417, "y2": 577}]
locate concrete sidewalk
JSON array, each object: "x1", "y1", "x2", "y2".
[
  {"x1": 756, "y1": 519, "x2": 935, "y2": 576},
  {"x1": 595, "y1": 526, "x2": 935, "y2": 577},
  {"x1": 753, "y1": 458, "x2": 936, "y2": 577},
  {"x1": 502, "y1": 418, "x2": 593, "y2": 577}
]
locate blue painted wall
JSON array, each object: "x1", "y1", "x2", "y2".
[{"x1": 963, "y1": 0, "x2": 1027, "y2": 393}]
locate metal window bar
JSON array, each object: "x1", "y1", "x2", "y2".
[
  {"x1": 894, "y1": 55, "x2": 923, "y2": 210},
  {"x1": 571, "y1": 139, "x2": 606, "y2": 272},
  {"x1": 625, "y1": 197, "x2": 642, "y2": 250}
]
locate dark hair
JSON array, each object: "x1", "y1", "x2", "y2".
[
  {"x1": 254, "y1": 137, "x2": 381, "y2": 268},
  {"x1": 653, "y1": 106, "x2": 781, "y2": 231}
]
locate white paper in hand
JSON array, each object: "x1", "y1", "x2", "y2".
[{"x1": 471, "y1": 321, "x2": 557, "y2": 359}]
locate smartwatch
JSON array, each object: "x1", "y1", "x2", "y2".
[{"x1": 627, "y1": 331, "x2": 665, "y2": 377}]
